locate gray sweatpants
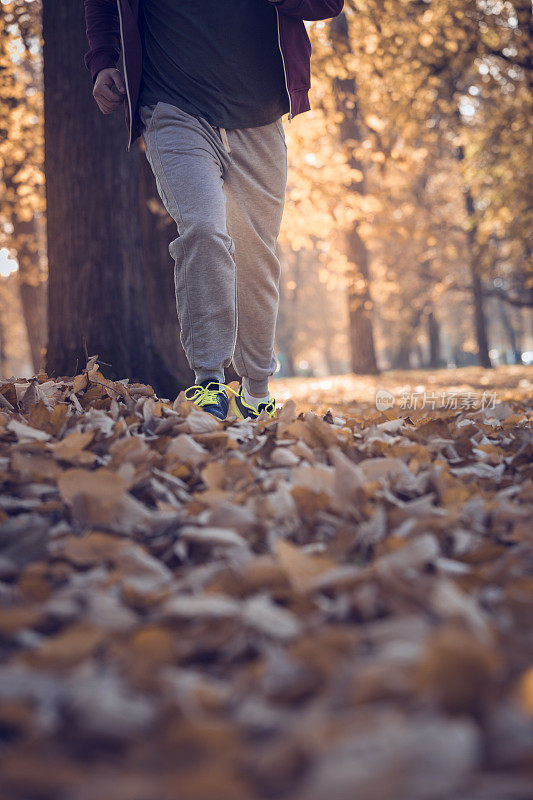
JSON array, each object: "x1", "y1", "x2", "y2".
[{"x1": 138, "y1": 100, "x2": 287, "y2": 396}]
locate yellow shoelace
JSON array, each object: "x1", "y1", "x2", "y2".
[
  {"x1": 224, "y1": 383, "x2": 276, "y2": 418},
  {"x1": 258, "y1": 398, "x2": 276, "y2": 418},
  {"x1": 184, "y1": 381, "x2": 225, "y2": 407}
]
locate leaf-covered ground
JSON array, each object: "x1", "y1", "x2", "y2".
[{"x1": 0, "y1": 362, "x2": 532, "y2": 800}]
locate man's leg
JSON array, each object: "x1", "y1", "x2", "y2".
[
  {"x1": 223, "y1": 117, "x2": 288, "y2": 398},
  {"x1": 139, "y1": 101, "x2": 236, "y2": 386}
]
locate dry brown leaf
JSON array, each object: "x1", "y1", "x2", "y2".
[
  {"x1": 23, "y1": 624, "x2": 105, "y2": 668},
  {"x1": 0, "y1": 362, "x2": 531, "y2": 799},
  {"x1": 51, "y1": 430, "x2": 95, "y2": 463},
  {"x1": 274, "y1": 539, "x2": 335, "y2": 593},
  {"x1": 415, "y1": 625, "x2": 503, "y2": 714}
]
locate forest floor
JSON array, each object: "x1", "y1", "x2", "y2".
[{"x1": 0, "y1": 363, "x2": 532, "y2": 800}]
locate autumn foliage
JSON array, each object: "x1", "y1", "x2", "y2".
[
  {"x1": 1, "y1": 1, "x2": 532, "y2": 795},
  {"x1": 0, "y1": 362, "x2": 532, "y2": 798},
  {"x1": 1, "y1": 0, "x2": 532, "y2": 376}
]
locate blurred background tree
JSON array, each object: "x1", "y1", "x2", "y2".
[
  {"x1": 0, "y1": 0, "x2": 531, "y2": 386},
  {"x1": 0, "y1": 0, "x2": 46, "y2": 375}
]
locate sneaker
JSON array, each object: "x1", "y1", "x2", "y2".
[
  {"x1": 226, "y1": 381, "x2": 276, "y2": 420},
  {"x1": 183, "y1": 378, "x2": 229, "y2": 420}
]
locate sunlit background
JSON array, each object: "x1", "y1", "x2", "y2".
[{"x1": 0, "y1": 0, "x2": 531, "y2": 385}]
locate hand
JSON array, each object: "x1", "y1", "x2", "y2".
[{"x1": 93, "y1": 68, "x2": 127, "y2": 114}]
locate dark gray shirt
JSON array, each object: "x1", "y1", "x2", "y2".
[{"x1": 138, "y1": 0, "x2": 290, "y2": 128}]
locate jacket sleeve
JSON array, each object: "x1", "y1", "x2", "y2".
[
  {"x1": 83, "y1": 0, "x2": 121, "y2": 84},
  {"x1": 268, "y1": 0, "x2": 344, "y2": 21}
]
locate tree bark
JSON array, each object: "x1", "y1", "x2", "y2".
[
  {"x1": 469, "y1": 244, "x2": 492, "y2": 369},
  {"x1": 0, "y1": 1, "x2": 47, "y2": 373},
  {"x1": 0, "y1": 300, "x2": 6, "y2": 374},
  {"x1": 391, "y1": 341, "x2": 412, "y2": 371},
  {"x1": 498, "y1": 296, "x2": 522, "y2": 364},
  {"x1": 455, "y1": 145, "x2": 492, "y2": 369},
  {"x1": 9, "y1": 206, "x2": 47, "y2": 373},
  {"x1": 43, "y1": 0, "x2": 168, "y2": 390},
  {"x1": 276, "y1": 247, "x2": 300, "y2": 377},
  {"x1": 427, "y1": 310, "x2": 442, "y2": 368},
  {"x1": 18, "y1": 277, "x2": 47, "y2": 372},
  {"x1": 329, "y1": 12, "x2": 379, "y2": 375}
]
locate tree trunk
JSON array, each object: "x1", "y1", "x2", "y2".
[
  {"x1": 345, "y1": 229, "x2": 379, "y2": 374},
  {"x1": 8, "y1": 209, "x2": 48, "y2": 373},
  {"x1": 498, "y1": 296, "x2": 521, "y2": 364},
  {"x1": 0, "y1": 301, "x2": 6, "y2": 374},
  {"x1": 0, "y1": 0, "x2": 47, "y2": 374},
  {"x1": 329, "y1": 12, "x2": 379, "y2": 375},
  {"x1": 427, "y1": 310, "x2": 442, "y2": 368},
  {"x1": 275, "y1": 247, "x2": 300, "y2": 377},
  {"x1": 43, "y1": 0, "x2": 166, "y2": 390},
  {"x1": 469, "y1": 253, "x2": 492, "y2": 369},
  {"x1": 391, "y1": 341, "x2": 412, "y2": 370},
  {"x1": 455, "y1": 145, "x2": 492, "y2": 369},
  {"x1": 18, "y1": 277, "x2": 47, "y2": 372}
]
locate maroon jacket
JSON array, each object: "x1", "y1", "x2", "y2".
[{"x1": 84, "y1": 0, "x2": 344, "y2": 152}]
